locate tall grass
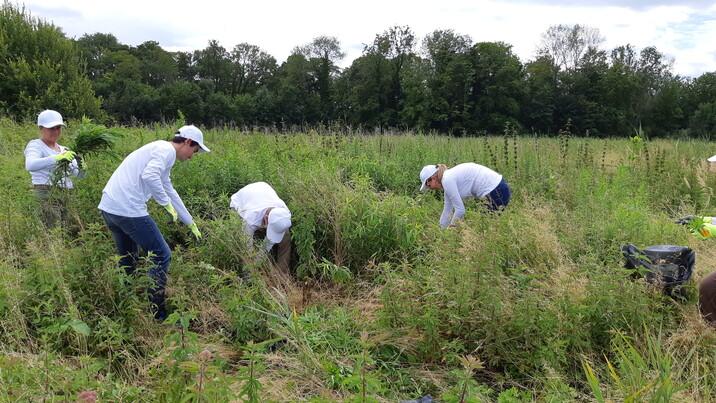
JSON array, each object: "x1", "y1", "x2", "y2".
[{"x1": 1, "y1": 119, "x2": 715, "y2": 400}]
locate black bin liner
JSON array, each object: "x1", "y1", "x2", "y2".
[{"x1": 621, "y1": 244, "x2": 695, "y2": 295}]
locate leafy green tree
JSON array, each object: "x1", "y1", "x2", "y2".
[
  {"x1": 422, "y1": 29, "x2": 473, "y2": 132},
  {"x1": 75, "y1": 33, "x2": 127, "y2": 82},
  {"x1": 644, "y1": 77, "x2": 685, "y2": 137},
  {"x1": 557, "y1": 47, "x2": 612, "y2": 135},
  {"x1": 368, "y1": 25, "x2": 417, "y2": 127},
  {"x1": 159, "y1": 80, "x2": 205, "y2": 123},
  {"x1": 690, "y1": 102, "x2": 716, "y2": 139},
  {"x1": 273, "y1": 53, "x2": 321, "y2": 125},
  {"x1": 131, "y1": 41, "x2": 178, "y2": 87},
  {"x1": 683, "y1": 72, "x2": 716, "y2": 131},
  {"x1": 399, "y1": 57, "x2": 431, "y2": 130},
  {"x1": 336, "y1": 52, "x2": 392, "y2": 128},
  {"x1": 175, "y1": 51, "x2": 198, "y2": 82},
  {"x1": 0, "y1": 3, "x2": 101, "y2": 120},
  {"x1": 229, "y1": 43, "x2": 277, "y2": 96},
  {"x1": 194, "y1": 40, "x2": 232, "y2": 92},
  {"x1": 298, "y1": 36, "x2": 345, "y2": 121},
  {"x1": 204, "y1": 91, "x2": 235, "y2": 126},
  {"x1": 466, "y1": 42, "x2": 524, "y2": 132},
  {"x1": 522, "y1": 56, "x2": 558, "y2": 134}
]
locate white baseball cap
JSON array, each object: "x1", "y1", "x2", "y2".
[
  {"x1": 419, "y1": 165, "x2": 438, "y2": 191},
  {"x1": 37, "y1": 110, "x2": 65, "y2": 128},
  {"x1": 266, "y1": 207, "x2": 292, "y2": 245},
  {"x1": 708, "y1": 155, "x2": 716, "y2": 162},
  {"x1": 176, "y1": 125, "x2": 210, "y2": 152}
]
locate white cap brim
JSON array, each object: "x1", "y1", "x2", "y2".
[
  {"x1": 197, "y1": 142, "x2": 210, "y2": 152},
  {"x1": 708, "y1": 155, "x2": 716, "y2": 162},
  {"x1": 40, "y1": 120, "x2": 65, "y2": 128}
]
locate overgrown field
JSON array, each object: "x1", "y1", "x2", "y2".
[{"x1": 1, "y1": 119, "x2": 716, "y2": 402}]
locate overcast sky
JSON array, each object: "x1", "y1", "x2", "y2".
[{"x1": 22, "y1": 0, "x2": 716, "y2": 77}]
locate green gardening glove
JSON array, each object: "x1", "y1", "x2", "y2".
[
  {"x1": 188, "y1": 222, "x2": 201, "y2": 240},
  {"x1": 163, "y1": 203, "x2": 178, "y2": 222},
  {"x1": 53, "y1": 150, "x2": 76, "y2": 162},
  {"x1": 692, "y1": 222, "x2": 716, "y2": 240}
]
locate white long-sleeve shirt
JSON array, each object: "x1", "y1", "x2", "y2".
[
  {"x1": 24, "y1": 139, "x2": 81, "y2": 188},
  {"x1": 440, "y1": 163, "x2": 502, "y2": 228},
  {"x1": 230, "y1": 182, "x2": 289, "y2": 250},
  {"x1": 98, "y1": 140, "x2": 193, "y2": 224}
]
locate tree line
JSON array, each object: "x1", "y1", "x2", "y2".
[{"x1": 2, "y1": 2, "x2": 716, "y2": 137}]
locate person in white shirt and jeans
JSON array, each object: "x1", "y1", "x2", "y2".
[
  {"x1": 230, "y1": 182, "x2": 293, "y2": 272},
  {"x1": 420, "y1": 163, "x2": 511, "y2": 228},
  {"x1": 98, "y1": 125, "x2": 210, "y2": 321},
  {"x1": 24, "y1": 110, "x2": 86, "y2": 228}
]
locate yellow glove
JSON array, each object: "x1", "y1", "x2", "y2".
[
  {"x1": 53, "y1": 150, "x2": 76, "y2": 162},
  {"x1": 188, "y1": 222, "x2": 201, "y2": 240},
  {"x1": 692, "y1": 223, "x2": 716, "y2": 240},
  {"x1": 163, "y1": 203, "x2": 178, "y2": 222}
]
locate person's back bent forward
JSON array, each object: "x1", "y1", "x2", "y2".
[{"x1": 230, "y1": 182, "x2": 293, "y2": 272}]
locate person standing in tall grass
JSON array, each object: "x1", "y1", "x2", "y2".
[
  {"x1": 419, "y1": 163, "x2": 511, "y2": 228},
  {"x1": 24, "y1": 110, "x2": 86, "y2": 228},
  {"x1": 230, "y1": 182, "x2": 293, "y2": 272},
  {"x1": 98, "y1": 125, "x2": 210, "y2": 321}
]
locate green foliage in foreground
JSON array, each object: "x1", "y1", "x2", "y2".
[{"x1": 1, "y1": 120, "x2": 716, "y2": 401}]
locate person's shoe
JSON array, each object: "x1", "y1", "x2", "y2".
[
  {"x1": 149, "y1": 289, "x2": 167, "y2": 322},
  {"x1": 153, "y1": 305, "x2": 168, "y2": 322}
]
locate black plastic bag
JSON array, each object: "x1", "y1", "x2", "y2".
[{"x1": 621, "y1": 244, "x2": 694, "y2": 296}]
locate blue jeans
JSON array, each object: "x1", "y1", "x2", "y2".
[
  {"x1": 101, "y1": 211, "x2": 171, "y2": 317},
  {"x1": 485, "y1": 178, "x2": 511, "y2": 211}
]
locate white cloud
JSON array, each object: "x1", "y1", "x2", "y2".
[{"x1": 23, "y1": 0, "x2": 716, "y2": 77}]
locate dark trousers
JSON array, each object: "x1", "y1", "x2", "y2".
[
  {"x1": 33, "y1": 186, "x2": 69, "y2": 228},
  {"x1": 101, "y1": 210, "x2": 171, "y2": 319},
  {"x1": 254, "y1": 229, "x2": 293, "y2": 272},
  {"x1": 486, "y1": 178, "x2": 511, "y2": 211}
]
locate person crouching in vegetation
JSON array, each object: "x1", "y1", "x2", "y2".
[
  {"x1": 98, "y1": 125, "x2": 209, "y2": 321},
  {"x1": 230, "y1": 182, "x2": 293, "y2": 272},
  {"x1": 420, "y1": 163, "x2": 511, "y2": 228},
  {"x1": 24, "y1": 110, "x2": 86, "y2": 228},
  {"x1": 699, "y1": 271, "x2": 716, "y2": 326},
  {"x1": 676, "y1": 214, "x2": 716, "y2": 326}
]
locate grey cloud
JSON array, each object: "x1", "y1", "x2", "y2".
[
  {"x1": 502, "y1": 0, "x2": 713, "y2": 10},
  {"x1": 26, "y1": 4, "x2": 190, "y2": 47},
  {"x1": 95, "y1": 22, "x2": 191, "y2": 48},
  {"x1": 28, "y1": 5, "x2": 82, "y2": 20}
]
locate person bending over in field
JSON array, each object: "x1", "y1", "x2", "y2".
[
  {"x1": 230, "y1": 182, "x2": 292, "y2": 272},
  {"x1": 24, "y1": 110, "x2": 86, "y2": 228},
  {"x1": 419, "y1": 162, "x2": 511, "y2": 228},
  {"x1": 676, "y1": 214, "x2": 716, "y2": 326},
  {"x1": 98, "y1": 125, "x2": 209, "y2": 321}
]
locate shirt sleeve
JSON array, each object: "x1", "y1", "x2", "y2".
[
  {"x1": 243, "y1": 220, "x2": 257, "y2": 239},
  {"x1": 264, "y1": 239, "x2": 275, "y2": 252},
  {"x1": 141, "y1": 147, "x2": 173, "y2": 208},
  {"x1": 162, "y1": 174, "x2": 193, "y2": 225},
  {"x1": 442, "y1": 176, "x2": 465, "y2": 227},
  {"x1": 24, "y1": 142, "x2": 56, "y2": 172}
]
